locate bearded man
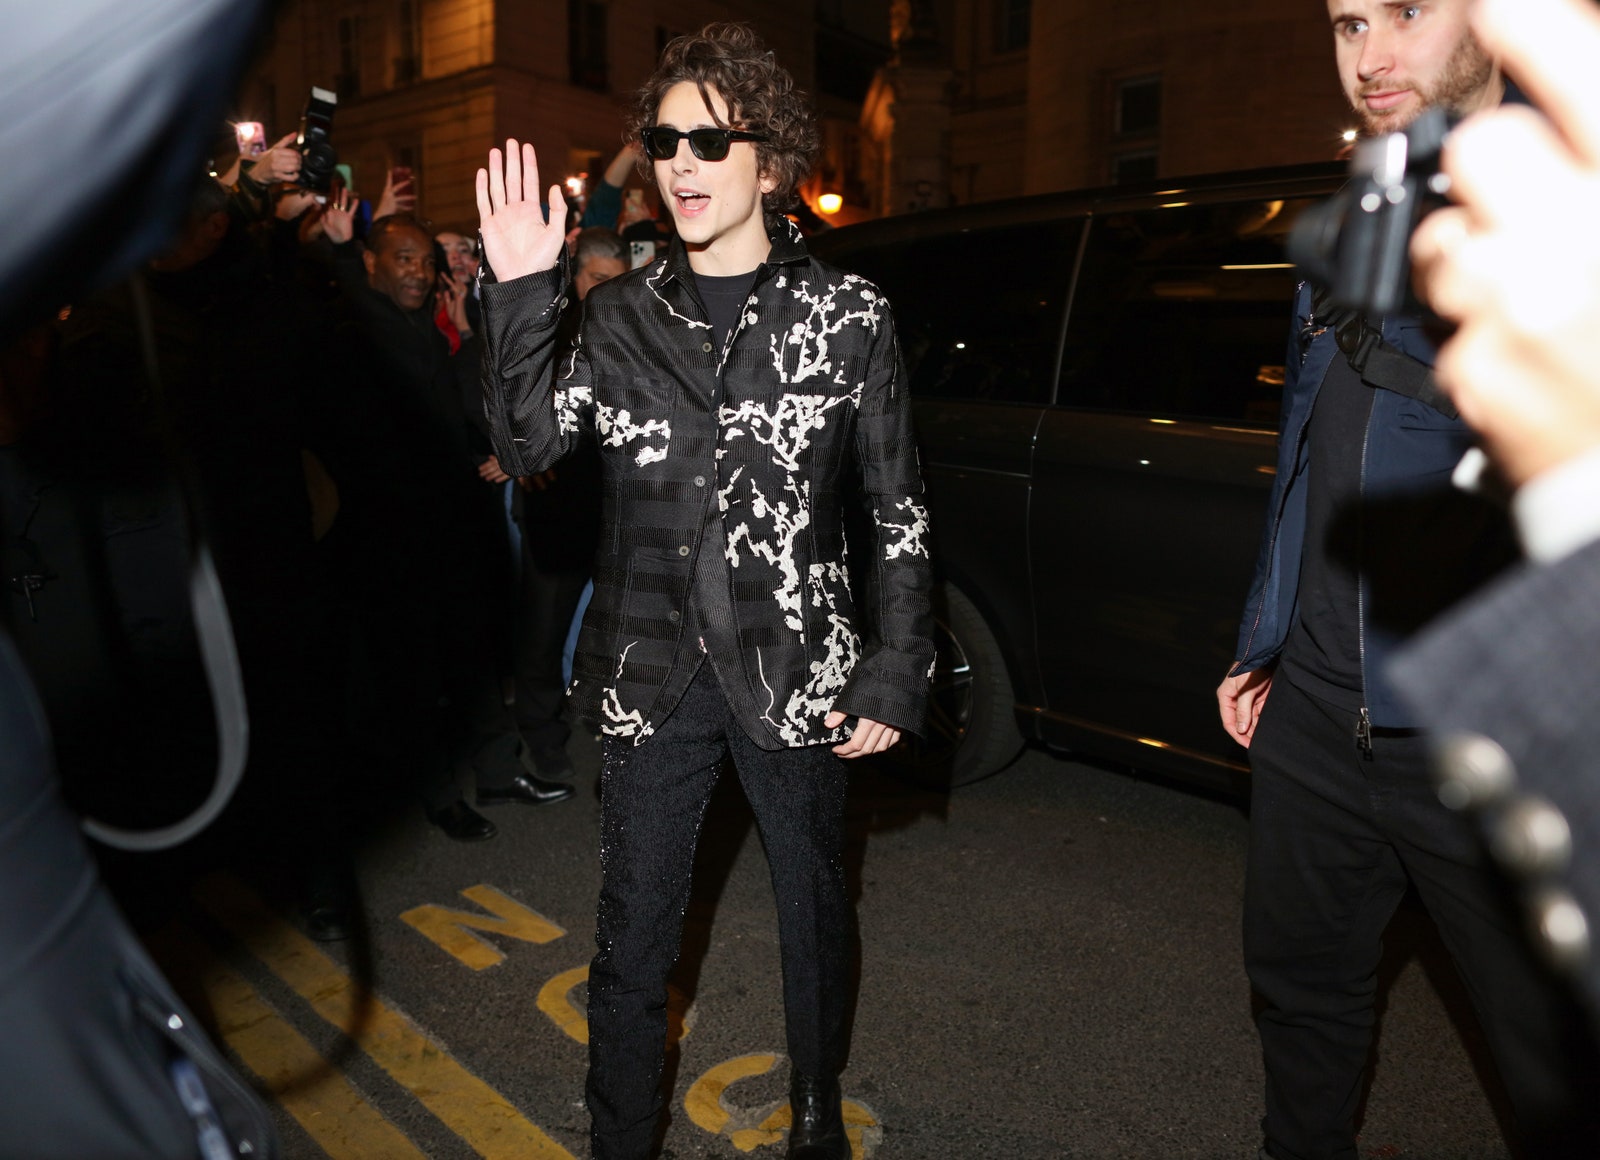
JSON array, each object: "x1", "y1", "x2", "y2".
[{"x1": 1216, "y1": 2, "x2": 1598, "y2": 1156}]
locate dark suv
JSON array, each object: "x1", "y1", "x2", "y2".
[{"x1": 810, "y1": 162, "x2": 1345, "y2": 792}]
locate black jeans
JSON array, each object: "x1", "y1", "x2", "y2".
[
  {"x1": 510, "y1": 534, "x2": 588, "y2": 753},
  {"x1": 1245, "y1": 675, "x2": 1597, "y2": 1160},
  {"x1": 586, "y1": 662, "x2": 851, "y2": 1160}
]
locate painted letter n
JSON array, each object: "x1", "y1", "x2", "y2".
[{"x1": 400, "y1": 884, "x2": 566, "y2": 970}]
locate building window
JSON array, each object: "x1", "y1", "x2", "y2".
[
  {"x1": 570, "y1": 0, "x2": 608, "y2": 93},
  {"x1": 1111, "y1": 151, "x2": 1159, "y2": 185},
  {"x1": 1109, "y1": 74, "x2": 1161, "y2": 184},
  {"x1": 1115, "y1": 76, "x2": 1161, "y2": 137},
  {"x1": 394, "y1": 0, "x2": 421, "y2": 86},
  {"x1": 336, "y1": 15, "x2": 362, "y2": 99},
  {"x1": 995, "y1": 0, "x2": 1031, "y2": 53}
]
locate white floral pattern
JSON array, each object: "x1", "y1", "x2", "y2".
[
  {"x1": 769, "y1": 275, "x2": 884, "y2": 385},
  {"x1": 877, "y1": 497, "x2": 931, "y2": 560},
  {"x1": 595, "y1": 403, "x2": 672, "y2": 467}
]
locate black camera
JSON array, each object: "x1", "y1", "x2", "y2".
[
  {"x1": 1288, "y1": 106, "x2": 1457, "y2": 316},
  {"x1": 295, "y1": 86, "x2": 339, "y2": 193}
]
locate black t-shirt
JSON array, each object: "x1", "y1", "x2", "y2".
[
  {"x1": 1281, "y1": 353, "x2": 1370, "y2": 709},
  {"x1": 694, "y1": 270, "x2": 757, "y2": 351},
  {"x1": 681, "y1": 268, "x2": 776, "y2": 745}
]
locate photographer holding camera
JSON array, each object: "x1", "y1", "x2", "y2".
[
  {"x1": 1387, "y1": 0, "x2": 1600, "y2": 1029},
  {"x1": 1215, "y1": 2, "x2": 1598, "y2": 1156}
]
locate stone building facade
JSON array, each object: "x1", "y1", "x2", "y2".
[
  {"x1": 241, "y1": 0, "x2": 889, "y2": 233},
  {"x1": 862, "y1": 0, "x2": 1358, "y2": 216}
]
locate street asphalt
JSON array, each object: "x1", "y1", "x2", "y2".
[{"x1": 139, "y1": 732, "x2": 1521, "y2": 1159}]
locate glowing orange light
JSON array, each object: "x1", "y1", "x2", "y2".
[{"x1": 817, "y1": 193, "x2": 843, "y2": 215}]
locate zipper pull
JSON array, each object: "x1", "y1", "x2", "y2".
[{"x1": 1356, "y1": 707, "x2": 1374, "y2": 760}]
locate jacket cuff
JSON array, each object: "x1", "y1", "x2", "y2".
[{"x1": 480, "y1": 266, "x2": 569, "y2": 327}]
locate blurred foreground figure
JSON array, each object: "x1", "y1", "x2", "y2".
[
  {"x1": 1395, "y1": 0, "x2": 1600, "y2": 1030},
  {"x1": 1216, "y1": 1, "x2": 1599, "y2": 1156},
  {"x1": 0, "y1": 2, "x2": 280, "y2": 1155}
]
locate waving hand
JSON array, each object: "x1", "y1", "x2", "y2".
[{"x1": 476, "y1": 139, "x2": 569, "y2": 283}]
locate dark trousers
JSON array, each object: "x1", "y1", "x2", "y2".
[
  {"x1": 1245, "y1": 675, "x2": 1597, "y2": 1160},
  {"x1": 511, "y1": 534, "x2": 588, "y2": 752},
  {"x1": 586, "y1": 663, "x2": 851, "y2": 1160}
]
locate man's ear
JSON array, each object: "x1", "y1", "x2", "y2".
[
  {"x1": 759, "y1": 169, "x2": 778, "y2": 196},
  {"x1": 363, "y1": 249, "x2": 377, "y2": 277}
]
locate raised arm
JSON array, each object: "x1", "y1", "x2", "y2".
[{"x1": 476, "y1": 139, "x2": 592, "y2": 476}]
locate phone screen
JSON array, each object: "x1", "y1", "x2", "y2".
[{"x1": 234, "y1": 122, "x2": 266, "y2": 157}]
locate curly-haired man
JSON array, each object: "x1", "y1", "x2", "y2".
[{"x1": 474, "y1": 23, "x2": 933, "y2": 1160}]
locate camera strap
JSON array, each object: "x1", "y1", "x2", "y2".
[
  {"x1": 77, "y1": 272, "x2": 250, "y2": 852},
  {"x1": 1313, "y1": 285, "x2": 1459, "y2": 420}
]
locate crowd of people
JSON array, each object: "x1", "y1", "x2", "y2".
[{"x1": 0, "y1": 109, "x2": 659, "y2": 941}]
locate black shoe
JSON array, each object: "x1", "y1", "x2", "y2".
[
  {"x1": 787, "y1": 1071, "x2": 847, "y2": 1160},
  {"x1": 521, "y1": 742, "x2": 577, "y2": 780},
  {"x1": 475, "y1": 772, "x2": 575, "y2": 807},
  {"x1": 427, "y1": 799, "x2": 497, "y2": 841}
]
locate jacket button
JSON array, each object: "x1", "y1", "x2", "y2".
[
  {"x1": 702, "y1": 342, "x2": 714, "y2": 353},
  {"x1": 1530, "y1": 887, "x2": 1590, "y2": 974},
  {"x1": 668, "y1": 609, "x2": 681, "y2": 624},
  {"x1": 678, "y1": 544, "x2": 690, "y2": 556},
  {"x1": 694, "y1": 475, "x2": 706, "y2": 487},
  {"x1": 1435, "y1": 732, "x2": 1517, "y2": 810},
  {"x1": 1488, "y1": 796, "x2": 1573, "y2": 877},
  {"x1": 559, "y1": 297, "x2": 568, "y2": 309}
]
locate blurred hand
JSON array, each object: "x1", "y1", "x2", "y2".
[
  {"x1": 1216, "y1": 666, "x2": 1273, "y2": 748},
  {"x1": 275, "y1": 188, "x2": 319, "y2": 222},
  {"x1": 322, "y1": 188, "x2": 359, "y2": 245},
  {"x1": 1410, "y1": 0, "x2": 1600, "y2": 488},
  {"x1": 475, "y1": 139, "x2": 568, "y2": 282},
  {"x1": 375, "y1": 166, "x2": 416, "y2": 220},
  {"x1": 297, "y1": 205, "x2": 327, "y2": 245},
  {"x1": 825, "y1": 711, "x2": 901, "y2": 758},
  {"x1": 518, "y1": 469, "x2": 558, "y2": 491},
  {"x1": 478, "y1": 455, "x2": 511, "y2": 483},
  {"x1": 249, "y1": 132, "x2": 302, "y2": 185},
  {"x1": 439, "y1": 274, "x2": 471, "y2": 335},
  {"x1": 618, "y1": 194, "x2": 654, "y2": 230}
]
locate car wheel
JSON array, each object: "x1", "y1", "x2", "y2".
[{"x1": 885, "y1": 581, "x2": 1025, "y2": 788}]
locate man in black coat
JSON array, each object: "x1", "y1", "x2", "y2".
[
  {"x1": 475, "y1": 23, "x2": 933, "y2": 1160},
  {"x1": 318, "y1": 209, "x2": 572, "y2": 841}
]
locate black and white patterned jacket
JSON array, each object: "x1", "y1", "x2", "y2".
[{"x1": 479, "y1": 220, "x2": 934, "y2": 747}]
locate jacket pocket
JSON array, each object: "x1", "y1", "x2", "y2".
[{"x1": 594, "y1": 373, "x2": 676, "y2": 470}]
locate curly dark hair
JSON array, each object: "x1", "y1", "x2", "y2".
[{"x1": 628, "y1": 22, "x2": 820, "y2": 227}]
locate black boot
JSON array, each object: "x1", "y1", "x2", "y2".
[{"x1": 787, "y1": 1071, "x2": 847, "y2": 1160}]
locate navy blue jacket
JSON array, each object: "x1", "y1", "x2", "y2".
[{"x1": 1231, "y1": 281, "x2": 1514, "y2": 726}]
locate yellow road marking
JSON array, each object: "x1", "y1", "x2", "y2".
[
  {"x1": 194, "y1": 874, "x2": 576, "y2": 1160},
  {"x1": 165, "y1": 926, "x2": 428, "y2": 1160},
  {"x1": 537, "y1": 965, "x2": 594, "y2": 1044},
  {"x1": 684, "y1": 1053, "x2": 880, "y2": 1157},
  {"x1": 536, "y1": 963, "x2": 695, "y2": 1046},
  {"x1": 400, "y1": 884, "x2": 566, "y2": 970}
]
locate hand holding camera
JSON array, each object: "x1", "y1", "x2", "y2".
[
  {"x1": 1410, "y1": 0, "x2": 1600, "y2": 490},
  {"x1": 247, "y1": 131, "x2": 303, "y2": 186}
]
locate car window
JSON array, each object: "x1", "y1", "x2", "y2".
[
  {"x1": 1058, "y1": 198, "x2": 1317, "y2": 427},
  {"x1": 833, "y1": 219, "x2": 1083, "y2": 405}
]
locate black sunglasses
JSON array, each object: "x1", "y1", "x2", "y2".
[{"x1": 640, "y1": 126, "x2": 769, "y2": 162}]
